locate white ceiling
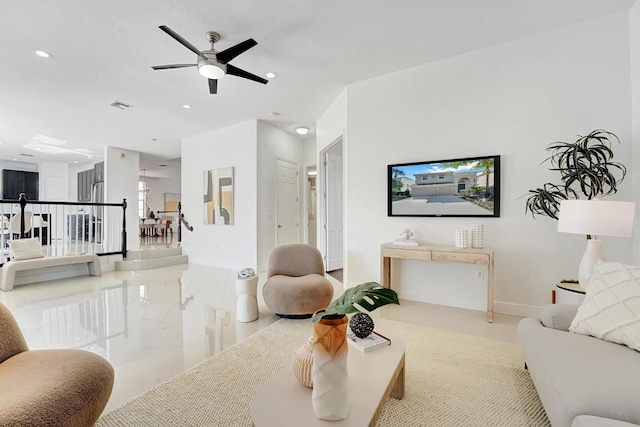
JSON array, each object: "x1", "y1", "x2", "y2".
[{"x1": 0, "y1": 0, "x2": 634, "y2": 176}]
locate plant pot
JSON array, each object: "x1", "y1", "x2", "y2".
[{"x1": 311, "y1": 312, "x2": 349, "y2": 420}]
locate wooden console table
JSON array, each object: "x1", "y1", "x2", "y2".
[{"x1": 380, "y1": 243, "x2": 495, "y2": 323}]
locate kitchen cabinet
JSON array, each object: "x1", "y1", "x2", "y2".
[
  {"x1": 94, "y1": 161, "x2": 104, "y2": 183},
  {"x1": 77, "y1": 169, "x2": 95, "y2": 202}
]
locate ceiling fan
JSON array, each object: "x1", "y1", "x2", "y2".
[{"x1": 151, "y1": 25, "x2": 268, "y2": 94}]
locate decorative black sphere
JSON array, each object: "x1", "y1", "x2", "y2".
[{"x1": 349, "y1": 312, "x2": 375, "y2": 338}]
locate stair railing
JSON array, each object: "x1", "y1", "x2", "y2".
[
  {"x1": 177, "y1": 202, "x2": 193, "y2": 243},
  {"x1": 1, "y1": 193, "x2": 127, "y2": 264}
]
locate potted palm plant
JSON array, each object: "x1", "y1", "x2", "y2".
[{"x1": 524, "y1": 129, "x2": 627, "y2": 219}]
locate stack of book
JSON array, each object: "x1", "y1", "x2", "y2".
[
  {"x1": 393, "y1": 239, "x2": 418, "y2": 246},
  {"x1": 347, "y1": 329, "x2": 391, "y2": 353}
]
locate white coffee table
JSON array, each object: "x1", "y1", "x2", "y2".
[{"x1": 252, "y1": 331, "x2": 405, "y2": 427}]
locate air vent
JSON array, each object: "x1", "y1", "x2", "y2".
[
  {"x1": 110, "y1": 101, "x2": 132, "y2": 110},
  {"x1": 19, "y1": 153, "x2": 34, "y2": 157}
]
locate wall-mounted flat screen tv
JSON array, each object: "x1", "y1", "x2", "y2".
[{"x1": 388, "y1": 155, "x2": 500, "y2": 217}]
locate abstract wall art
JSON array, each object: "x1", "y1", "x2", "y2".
[{"x1": 204, "y1": 167, "x2": 234, "y2": 225}]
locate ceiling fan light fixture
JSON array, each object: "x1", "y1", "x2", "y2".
[
  {"x1": 295, "y1": 126, "x2": 310, "y2": 135},
  {"x1": 198, "y1": 62, "x2": 226, "y2": 79}
]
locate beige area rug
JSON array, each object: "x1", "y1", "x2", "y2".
[{"x1": 97, "y1": 318, "x2": 550, "y2": 427}]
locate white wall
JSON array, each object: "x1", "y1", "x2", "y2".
[
  {"x1": 316, "y1": 89, "x2": 348, "y2": 266},
  {"x1": 318, "y1": 12, "x2": 634, "y2": 316},
  {"x1": 303, "y1": 138, "x2": 317, "y2": 168},
  {"x1": 256, "y1": 121, "x2": 305, "y2": 270},
  {"x1": 105, "y1": 147, "x2": 140, "y2": 252},
  {"x1": 181, "y1": 120, "x2": 258, "y2": 270},
  {"x1": 38, "y1": 162, "x2": 68, "y2": 201},
  {"x1": 631, "y1": 2, "x2": 640, "y2": 265}
]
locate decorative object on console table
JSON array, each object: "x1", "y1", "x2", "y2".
[
  {"x1": 471, "y1": 223, "x2": 484, "y2": 248},
  {"x1": 557, "y1": 199, "x2": 634, "y2": 290},
  {"x1": 394, "y1": 238, "x2": 418, "y2": 246},
  {"x1": 399, "y1": 227, "x2": 413, "y2": 240},
  {"x1": 454, "y1": 229, "x2": 469, "y2": 248},
  {"x1": 347, "y1": 329, "x2": 391, "y2": 353}
]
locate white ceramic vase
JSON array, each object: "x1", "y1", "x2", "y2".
[{"x1": 311, "y1": 314, "x2": 349, "y2": 420}]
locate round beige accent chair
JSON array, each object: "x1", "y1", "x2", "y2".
[
  {"x1": 0, "y1": 303, "x2": 114, "y2": 426},
  {"x1": 262, "y1": 244, "x2": 334, "y2": 318}
]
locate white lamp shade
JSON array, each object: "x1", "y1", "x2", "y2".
[{"x1": 557, "y1": 200, "x2": 635, "y2": 238}]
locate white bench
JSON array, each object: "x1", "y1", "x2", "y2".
[{"x1": 0, "y1": 254, "x2": 102, "y2": 291}]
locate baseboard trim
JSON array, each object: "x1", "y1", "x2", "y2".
[{"x1": 494, "y1": 301, "x2": 543, "y2": 319}]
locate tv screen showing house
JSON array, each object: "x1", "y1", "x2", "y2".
[{"x1": 387, "y1": 155, "x2": 500, "y2": 217}]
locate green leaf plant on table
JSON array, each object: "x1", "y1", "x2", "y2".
[{"x1": 311, "y1": 282, "x2": 400, "y2": 323}]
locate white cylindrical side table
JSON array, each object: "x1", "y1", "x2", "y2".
[{"x1": 236, "y1": 275, "x2": 259, "y2": 322}]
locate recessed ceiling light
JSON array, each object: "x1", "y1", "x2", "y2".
[
  {"x1": 268, "y1": 112, "x2": 280, "y2": 116},
  {"x1": 12, "y1": 158, "x2": 18, "y2": 162},
  {"x1": 151, "y1": 138, "x2": 158, "y2": 142},
  {"x1": 35, "y1": 49, "x2": 53, "y2": 58},
  {"x1": 182, "y1": 104, "x2": 193, "y2": 109},
  {"x1": 265, "y1": 72, "x2": 278, "y2": 79},
  {"x1": 88, "y1": 155, "x2": 93, "y2": 159},
  {"x1": 295, "y1": 126, "x2": 310, "y2": 135},
  {"x1": 74, "y1": 160, "x2": 79, "y2": 163},
  {"x1": 159, "y1": 164, "x2": 167, "y2": 167}
]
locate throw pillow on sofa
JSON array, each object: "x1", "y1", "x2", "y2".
[
  {"x1": 569, "y1": 261, "x2": 640, "y2": 352},
  {"x1": 7, "y1": 238, "x2": 44, "y2": 260}
]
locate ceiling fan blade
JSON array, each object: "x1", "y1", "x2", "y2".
[
  {"x1": 208, "y1": 79, "x2": 218, "y2": 94},
  {"x1": 226, "y1": 64, "x2": 268, "y2": 84},
  {"x1": 159, "y1": 25, "x2": 202, "y2": 56},
  {"x1": 216, "y1": 39, "x2": 258, "y2": 64},
  {"x1": 151, "y1": 64, "x2": 196, "y2": 70}
]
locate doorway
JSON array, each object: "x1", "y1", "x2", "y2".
[
  {"x1": 320, "y1": 138, "x2": 344, "y2": 272},
  {"x1": 306, "y1": 167, "x2": 317, "y2": 247},
  {"x1": 276, "y1": 158, "x2": 299, "y2": 245}
]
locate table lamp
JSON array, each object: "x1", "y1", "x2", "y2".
[{"x1": 557, "y1": 200, "x2": 635, "y2": 290}]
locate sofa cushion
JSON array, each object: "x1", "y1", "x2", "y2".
[
  {"x1": 7, "y1": 238, "x2": 44, "y2": 261},
  {"x1": 569, "y1": 262, "x2": 640, "y2": 352},
  {"x1": 540, "y1": 304, "x2": 579, "y2": 332}
]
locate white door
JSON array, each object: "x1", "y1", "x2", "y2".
[
  {"x1": 325, "y1": 151, "x2": 344, "y2": 271},
  {"x1": 276, "y1": 158, "x2": 298, "y2": 245}
]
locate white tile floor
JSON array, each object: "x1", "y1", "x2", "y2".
[{"x1": 0, "y1": 263, "x2": 523, "y2": 414}]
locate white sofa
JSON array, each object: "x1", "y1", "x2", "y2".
[{"x1": 519, "y1": 304, "x2": 640, "y2": 427}]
